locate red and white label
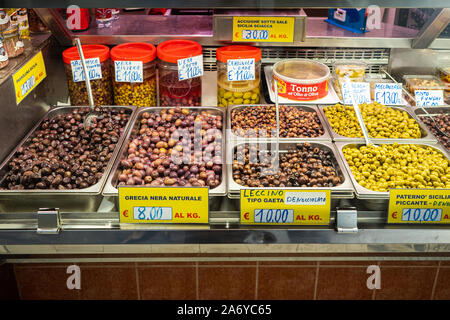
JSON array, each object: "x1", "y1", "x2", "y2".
[{"x1": 273, "y1": 75, "x2": 328, "y2": 101}]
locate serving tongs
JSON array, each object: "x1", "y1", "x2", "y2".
[
  {"x1": 74, "y1": 37, "x2": 101, "y2": 130},
  {"x1": 344, "y1": 75, "x2": 378, "y2": 147}
]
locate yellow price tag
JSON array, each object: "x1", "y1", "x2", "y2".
[
  {"x1": 233, "y1": 16, "x2": 295, "y2": 42},
  {"x1": 388, "y1": 189, "x2": 450, "y2": 224},
  {"x1": 118, "y1": 186, "x2": 209, "y2": 224},
  {"x1": 240, "y1": 189, "x2": 331, "y2": 225},
  {"x1": 13, "y1": 51, "x2": 47, "y2": 105}
]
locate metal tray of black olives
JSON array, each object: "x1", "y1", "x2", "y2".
[
  {"x1": 0, "y1": 106, "x2": 136, "y2": 213},
  {"x1": 103, "y1": 106, "x2": 227, "y2": 197},
  {"x1": 335, "y1": 141, "x2": 449, "y2": 208},
  {"x1": 227, "y1": 141, "x2": 355, "y2": 199},
  {"x1": 318, "y1": 105, "x2": 438, "y2": 144},
  {"x1": 227, "y1": 104, "x2": 332, "y2": 142}
]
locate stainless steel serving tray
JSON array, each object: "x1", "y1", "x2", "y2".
[
  {"x1": 317, "y1": 105, "x2": 438, "y2": 144},
  {"x1": 103, "y1": 106, "x2": 227, "y2": 197},
  {"x1": 0, "y1": 106, "x2": 136, "y2": 213},
  {"x1": 335, "y1": 141, "x2": 450, "y2": 202},
  {"x1": 227, "y1": 104, "x2": 332, "y2": 142},
  {"x1": 227, "y1": 141, "x2": 354, "y2": 199}
]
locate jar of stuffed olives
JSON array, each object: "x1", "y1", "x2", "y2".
[
  {"x1": 216, "y1": 45, "x2": 261, "y2": 107},
  {"x1": 62, "y1": 44, "x2": 113, "y2": 106},
  {"x1": 111, "y1": 42, "x2": 157, "y2": 107}
]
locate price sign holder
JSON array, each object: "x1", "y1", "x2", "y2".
[
  {"x1": 118, "y1": 186, "x2": 209, "y2": 224},
  {"x1": 240, "y1": 189, "x2": 331, "y2": 226},
  {"x1": 387, "y1": 189, "x2": 450, "y2": 224}
]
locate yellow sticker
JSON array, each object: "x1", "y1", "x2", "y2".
[
  {"x1": 233, "y1": 17, "x2": 295, "y2": 42},
  {"x1": 118, "y1": 186, "x2": 209, "y2": 224},
  {"x1": 240, "y1": 189, "x2": 331, "y2": 225},
  {"x1": 13, "y1": 51, "x2": 47, "y2": 105},
  {"x1": 388, "y1": 189, "x2": 450, "y2": 224}
]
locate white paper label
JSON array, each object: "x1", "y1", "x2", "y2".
[
  {"x1": 374, "y1": 83, "x2": 403, "y2": 105},
  {"x1": 284, "y1": 192, "x2": 327, "y2": 206},
  {"x1": 342, "y1": 82, "x2": 371, "y2": 105},
  {"x1": 177, "y1": 55, "x2": 203, "y2": 81},
  {"x1": 227, "y1": 58, "x2": 255, "y2": 82},
  {"x1": 115, "y1": 60, "x2": 143, "y2": 83},
  {"x1": 415, "y1": 90, "x2": 444, "y2": 107},
  {"x1": 71, "y1": 58, "x2": 102, "y2": 83}
]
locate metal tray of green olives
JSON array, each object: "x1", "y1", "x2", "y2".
[
  {"x1": 335, "y1": 141, "x2": 450, "y2": 203},
  {"x1": 227, "y1": 141, "x2": 355, "y2": 199},
  {"x1": 103, "y1": 106, "x2": 227, "y2": 198},
  {"x1": 318, "y1": 105, "x2": 438, "y2": 144},
  {"x1": 227, "y1": 104, "x2": 332, "y2": 142},
  {"x1": 0, "y1": 105, "x2": 137, "y2": 213}
]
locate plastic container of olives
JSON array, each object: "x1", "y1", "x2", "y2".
[
  {"x1": 63, "y1": 44, "x2": 113, "y2": 106},
  {"x1": 111, "y1": 42, "x2": 157, "y2": 107},
  {"x1": 0, "y1": 106, "x2": 136, "y2": 213},
  {"x1": 318, "y1": 103, "x2": 438, "y2": 145},
  {"x1": 227, "y1": 141, "x2": 355, "y2": 200},
  {"x1": 103, "y1": 106, "x2": 227, "y2": 199},
  {"x1": 403, "y1": 75, "x2": 447, "y2": 106},
  {"x1": 335, "y1": 141, "x2": 450, "y2": 210},
  {"x1": 228, "y1": 104, "x2": 332, "y2": 142}
]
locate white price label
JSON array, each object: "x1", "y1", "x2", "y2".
[
  {"x1": 227, "y1": 58, "x2": 255, "y2": 82},
  {"x1": 374, "y1": 83, "x2": 403, "y2": 105},
  {"x1": 402, "y1": 208, "x2": 442, "y2": 222},
  {"x1": 115, "y1": 60, "x2": 143, "y2": 83},
  {"x1": 254, "y1": 209, "x2": 294, "y2": 224},
  {"x1": 71, "y1": 58, "x2": 102, "y2": 83},
  {"x1": 133, "y1": 207, "x2": 173, "y2": 221},
  {"x1": 415, "y1": 90, "x2": 444, "y2": 107},
  {"x1": 177, "y1": 55, "x2": 203, "y2": 81},
  {"x1": 20, "y1": 75, "x2": 35, "y2": 97},
  {"x1": 342, "y1": 82, "x2": 371, "y2": 105}
]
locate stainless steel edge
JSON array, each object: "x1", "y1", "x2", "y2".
[
  {"x1": 227, "y1": 104, "x2": 332, "y2": 142},
  {"x1": 227, "y1": 140, "x2": 355, "y2": 199},
  {"x1": 317, "y1": 105, "x2": 439, "y2": 144},
  {"x1": 334, "y1": 141, "x2": 450, "y2": 200},
  {"x1": 411, "y1": 8, "x2": 450, "y2": 50},
  {"x1": 102, "y1": 106, "x2": 227, "y2": 197}
]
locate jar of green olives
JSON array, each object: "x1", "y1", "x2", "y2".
[
  {"x1": 216, "y1": 45, "x2": 261, "y2": 108},
  {"x1": 111, "y1": 42, "x2": 157, "y2": 107},
  {"x1": 62, "y1": 44, "x2": 113, "y2": 106}
]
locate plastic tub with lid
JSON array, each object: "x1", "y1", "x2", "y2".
[
  {"x1": 216, "y1": 45, "x2": 261, "y2": 108},
  {"x1": 62, "y1": 44, "x2": 113, "y2": 106},
  {"x1": 111, "y1": 42, "x2": 157, "y2": 107},
  {"x1": 272, "y1": 59, "x2": 330, "y2": 101},
  {"x1": 157, "y1": 39, "x2": 203, "y2": 106}
]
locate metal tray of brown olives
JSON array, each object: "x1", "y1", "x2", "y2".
[
  {"x1": 334, "y1": 141, "x2": 450, "y2": 210},
  {"x1": 103, "y1": 106, "x2": 227, "y2": 198},
  {"x1": 0, "y1": 106, "x2": 136, "y2": 213},
  {"x1": 317, "y1": 105, "x2": 438, "y2": 144},
  {"x1": 227, "y1": 104, "x2": 332, "y2": 142},
  {"x1": 227, "y1": 141, "x2": 355, "y2": 200}
]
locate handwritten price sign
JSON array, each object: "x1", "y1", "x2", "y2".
[
  {"x1": 233, "y1": 17, "x2": 295, "y2": 43},
  {"x1": 177, "y1": 55, "x2": 204, "y2": 81}
]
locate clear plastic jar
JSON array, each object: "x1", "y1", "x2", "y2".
[
  {"x1": 111, "y1": 42, "x2": 157, "y2": 107},
  {"x1": 0, "y1": 37, "x2": 9, "y2": 69},
  {"x1": 0, "y1": 9, "x2": 10, "y2": 32},
  {"x1": 157, "y1": 40, "x2": 203, "y2": 107},
  {"x1": 216, "y1": 45, "x2": 261, "y2": 107},
  {"x1": 1, "y1": 25, "x2": 24, "y2": 58},
  {"x1": 62, "y1": 44, "x2": 113, "y2": 106},
  {"x1": 333, "y1": 61, "x2": 367, "y2": 100}
]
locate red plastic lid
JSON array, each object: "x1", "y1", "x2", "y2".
[
  {"x1": 110, "y1": 42, "x2": 156, "y2": 63},
  {"x1": 62, "y1": 44, "x2": 110, "y2": 64},
  {"x1": 157, "y1": 40, "x2": 203, "y2": 64},
  {"x1": 216, "y1": 45, "x2": 261, "y2": 63}
]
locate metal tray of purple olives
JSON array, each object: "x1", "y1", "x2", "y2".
[
  {"x1": 412, "y1": 106, "x2": 450, "y2": 151},
  {"x1": 0, "y1": 106, "x2": 136, "y2": 213},
  {"x1": 334, "y1": 141, "x2": 450, "y2": 210},
  {"x1": 227, "y1": 104, "x2": 332, "y2": 142},
  {"x1": 318, "y1": 105, "x2": 438, "y2": 145},
  {"x1": 227, "y1": 141, "x2": 354, "y2": 200},
  {"x1": 103, "y1": 106, "x2": 227, "y2": 198}
]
